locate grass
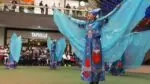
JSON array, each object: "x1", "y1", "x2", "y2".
[{"x1": 0, "y1": 66, "x2": 150, "y2": 84}]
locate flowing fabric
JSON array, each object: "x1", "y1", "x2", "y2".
[
  {"x1": 9, "y1": 33, "x2": 17, "y2": 63},
  {"x1": 55, "y1": 38, "x2": 66, "y2": 61},
  {"x1": 10, "y1": 33, "x2": 22, "y2": 63},
  {"x1": 110, "y1": 31, "x2": 150, "y2": 74},
  {"x1": 54, "y1": 9, "x2": 86, "y2": 60},
  {"x1": 123, "y1": 31, "x2": 150, "y2": 68},
  {"x1": 15, "y1": 36, "x2": 22, "y2": 63},
  {"x1": 101, "y1": 0, "x2": 150, "y2": 50},
  {"x1": 47, "y1": 38, "x2": 66, "y2": 62},
  {"x1": 53, "y1": 0, "x2": 150, "y2": 69},
  {"x1": 47, "y1": 37, "x2": 52, "y2": 51}
]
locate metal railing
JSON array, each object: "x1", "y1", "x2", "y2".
[{"x1": 0, "y1": 3, "x2": 87, "y2": 17}]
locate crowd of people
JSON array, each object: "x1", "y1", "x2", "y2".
[
  {"x1": 0, "y1": 44, "x2": 80, "y2": 67},
  {"x1": 1, "y1": 0, "x2": 85, "y2": 17}
]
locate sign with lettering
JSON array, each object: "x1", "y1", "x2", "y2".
[{"x1": 31, "y1": 32, "x2": 48, "y2": 39}]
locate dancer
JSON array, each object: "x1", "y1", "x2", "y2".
[
  {"x1": 53, "y1": 3, "x2": 121, "y2": 84},
  {"x1": 55, "y1": 3, "x2": 121, "y2": 84},
  {"x1": 47, "y1": 38, "x2": 66, "y2": 69},
  {"x1": 110, "y1": 59, "x2": 125, "y2": 76},
  {"x1": 5, "y1": 33, "x2": 22, "y2": 69},
  {"x1": 53, "y1": 0, "x2": 150, "y2": 84},
  {"x1": 50, "y1": 40, "x2": 57, "y2": 69},
  {"x1": 70, "y1": 4, "x2": 122, "y2": 84},
  {"x1": 82, "y1": 7, "x2": 122, "y2": 84}
]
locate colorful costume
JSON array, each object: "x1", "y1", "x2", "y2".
[
  {"x1": 5, "y1": 33, "x2": 22, "y2": 69},
  {"x1": 47, "y1": 38, "x2": 66, "y2": 69},
  {"x1": 110, "y1": 58, "x2": 125, "y2": 76},
  {"x1": 81, "y1": 28, "x2": 105, "y2": 83},
  {"x1": 50, "y1": 40, "x2": 57, "y2": 69},
  {"x1": 54, "y1": 5, "x2": 119, "y2": 83},
  {"x1": 53, "y1": 0, "x2": 150, "y2": 83}
]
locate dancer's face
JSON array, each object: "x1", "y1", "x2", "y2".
[
  {"x1": 86, "y1": 13, "x2": 95, "y2": 20},
  {"x1": 87, "y1": 30, "x2": 92, "y2": 38}
]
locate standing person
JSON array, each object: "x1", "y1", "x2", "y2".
[
  {"x1": 64, "y1": 43, "x2": 71, "y2": 67},
  {"x1": 81, "y1": 19, "x2": 104, "y2": 84},
  {"x1": 58, "y1": 2, "x2": 60, "y2": 8},
  {"x1": 45, "y1": 4, "x2": 48, "y2": 15},
  {"x1": 30, "y1": 1, "x2": 35, "y2": 13},
  {"x1": 39, "y1": 1, "x2": 44, "y2": 14},
  {"x1": 47, "y1": 38, "x2": 66, "y2": 69},
  {"x1": 11, "y1": 0, "x2": 17, "y2": 12},
  {"x1": 52, "y1": 3, "x2": 56, "y2": 11},
  {"x1": 67, "y1": 4, "x2": 121, "y2": 84},
  {"x1": 77, "y1": 7, "x2": 81, "y2": 17},
  {"x1": 72, "y1": 6, "x2": 77, "y2": 17},
  {"x1": 65, "y1": 3, "x2": 71, "y2": 15},
  {"x1": 49, "y1": 40, "x2": 57, "y2": 69},
  {"x1": 11, "y1": 0, "x2": 17, "y2": 4},
  {"x1": 3, "y1": 4, "x2": 9, "y2": 12}
]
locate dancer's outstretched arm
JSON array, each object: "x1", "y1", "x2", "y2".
[
  {"x1": 69, "y1": 16, "x2": 87, "y2": 25},
  {"x1": 96, "y1": 3, "x2": 122, "y2": 22},
  {"x1": 53, "y1": 8, "x2": 86, "y2": 25}
]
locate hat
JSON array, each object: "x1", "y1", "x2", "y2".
[{"x1": 89, "y1": 8, "x2": 101, "y2": 16}]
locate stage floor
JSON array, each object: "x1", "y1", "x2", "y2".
[
  {"x1": 127, "y1": 66, "x2": 150, "y2": 73},
  {"x1": 0, "y1": 66, "x2": 149, "y2": 84}
]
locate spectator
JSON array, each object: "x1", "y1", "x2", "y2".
[
  {"x1": 11, "y1": 0, "x2": 18, "y2": 4},
  {"x1": 52, "y1": 3, "x2": 56, "y2": 8},
  {"x1": 57, "y1": 2, "x2": 61, "y2": 11},
  {"x1": 29, "y1": 1, "x2": 35, "y2": 13},
  {"x1": 52, "y1": 3, "x2": 56, "y2": 11},
  {"x1": 3, "y1": 4, "x2": 9, "y2": 12},
  {"x1": 11, "y1": 0, "x2": 18, "y2": 12},
  {"x1": 72, "y1": 6, "x2": 77, "y2": 17},
  {"x1": 58, "y1": 2, "x2": 60, "y2": 8},
  {"x1": 39, "y1": 1, "x2": 44, "y2": 14},
  {"x1": 45, "y1": 4, "x2": 48, "y2": 15},
  {"x1": 77, "y1": 7, "x2": 82, "y2": 17},
  {"x1": 19, "y1": 5, "x2": 24, "y2": 13},
  {"x1": 65, "y1": 3, "x2": 71, "y2": 15}
]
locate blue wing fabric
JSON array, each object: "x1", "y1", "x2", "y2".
[
  {"x1": 101, "y1": 0, "x2": 150, "y2": 51},
  {"x1": 103, "y1": 34, "x2": 133, "y2": 62},
  {"x1": 53, "y1": 9, "x2": 86, "y2": 60},
  {"x1": 55, "y1": 38, "x2": 66, "y2": 61},
  {"x1": 14, "y1": 36, "x2": 22, "y2": 63},
  {"x1": 10, "y1": 33, "x2": 17, "y2": 62},
  {"x1": 53, "y1": 0, "x2": 150, "y2": 68},
  {"x1": 47, "y1": 38, "x2": 66, "y2": 61},
  {"x1": 104, "y1": 31, "x2": 150, "y2": 63},
  {"x1": 10, "y1": 33, "x2": 22, "y2": 63},
  {"x1": 123, "y1": 31, "x2": 150, "y2": 68}
]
